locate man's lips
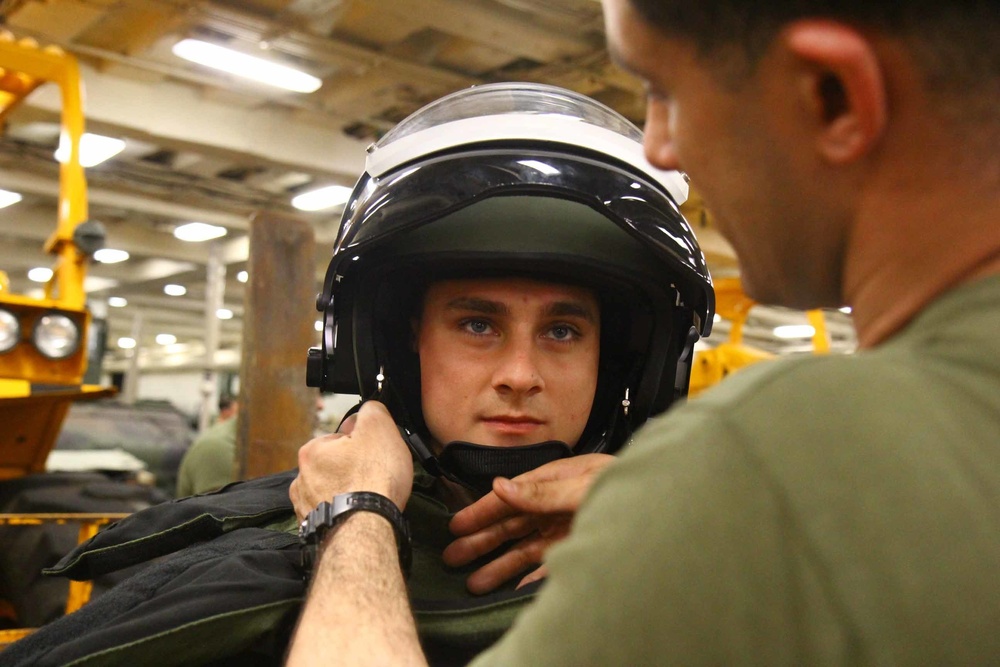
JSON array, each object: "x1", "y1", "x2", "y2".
[{"x1": 481, "y1": 415, "x2": 545, "y2": 435}]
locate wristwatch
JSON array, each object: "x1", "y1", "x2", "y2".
[{"x1": 299, "y1": 491, "x2": 412, "y2": 578}]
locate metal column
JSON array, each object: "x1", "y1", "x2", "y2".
[{"x1": 236, "y1": 212, "x2": 316, "y2": 479}]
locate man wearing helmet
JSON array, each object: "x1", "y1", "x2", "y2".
[
  {"x1": 288, "y1": 0, "x2": 1000, "y2": 663},
  {"x1": 3, "y1": 83, "x2": 711, "y2": 667}
]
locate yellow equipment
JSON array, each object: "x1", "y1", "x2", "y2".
[
  {"x1": 690, "y1": 277, "x2": 831, "y2": 396},
  {"x1": 0, "y1": 32, "x2": 119, "y2": 648},
  {"x1": 0, "y1": 31, "x2": 115, "y2": 481},
  {"x1": 0, "y1": 513, "x2": 128, "y2": 648}
]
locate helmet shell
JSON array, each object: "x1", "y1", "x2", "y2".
[{"x1": 307, "y1": 83, "x2": 714, "y2": 455}]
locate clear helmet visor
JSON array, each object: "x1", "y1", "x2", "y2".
[
  {"x1": 365, "y1": 82, "x2": 687, "y2": 204},
  {"x1": 375, "y1": 82, "x2": 644, "y2": 146}
]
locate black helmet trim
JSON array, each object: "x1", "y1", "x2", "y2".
[{"x1": 329, "y1": 149, "x2": 713, "y2": 336}]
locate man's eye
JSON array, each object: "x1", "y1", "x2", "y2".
[
  {"x1": 548, "y1": 325, "x2": 577, "y2": 341},
  {"x1": 462, "y1": 319, "x2": 492, "y2": 335}
]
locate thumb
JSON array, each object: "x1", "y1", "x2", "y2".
[
  {"x1": 493, "y1": 476, "x2": 584, "y2": 515},
  {"x1": 338, "y1": 413, "x2": 359, "y2": 435},
  {"x1": 354, "y1": 400, "x2": 401, "y2": 436}
]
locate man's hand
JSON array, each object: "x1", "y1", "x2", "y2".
[
  {"x1": 443, "y1": 453, "x2": 615, "y2": 594},
  {"x1": 289, "y1": 401, "x2": 414, "y2": 521}
]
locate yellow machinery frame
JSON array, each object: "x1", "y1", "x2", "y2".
[
  {"x1": 0, "y1": 31, "x2": 89, "y2": 310},
  {"x1": 0, "y1": 513, "x2": 129, "y2": 648},
  {"x1": 690, "y1": 277, "x2": 831, "y2": 395},
  {"x1": 0, "y1": 32, "x2": 115, "y2": 480},
  {"x1": 0, "y1": 33, "x2": 120, "y2": 644}
]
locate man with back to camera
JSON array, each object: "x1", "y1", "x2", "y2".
[
  {"x1": 0, "y1": 82, "x2": 713, "y2": 666},
  {"x1": 175, "y1": 395, "x2": 239, "y2": 496},
  {"x1": 287, "y1": 0, "x2": 1000, "y2": 664}
]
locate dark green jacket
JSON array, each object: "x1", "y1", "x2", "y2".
[{"x1": 3, "y1": 466, "x2": 536, "y2": 667}]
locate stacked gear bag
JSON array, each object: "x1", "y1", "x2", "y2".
[{"x1": 3, "y1": 82, "x2": 714, "y2": 666}]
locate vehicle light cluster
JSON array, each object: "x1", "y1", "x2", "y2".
[{"x1": 0, "y1": 308, "x2": 80, "y2": 359}]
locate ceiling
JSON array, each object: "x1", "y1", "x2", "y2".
[{"x1": 0, "y1": 0, "x2": 856, "y2": 375}]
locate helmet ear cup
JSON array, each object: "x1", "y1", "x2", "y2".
[{"x1": 326, "y1": 287, "x2": 362, "y2": 395}]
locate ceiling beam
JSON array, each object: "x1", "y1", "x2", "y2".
[
  {"x1": 16, "y1": 60, "x2": 370, "y2": 179},
  {"x1": 383, "y1": 0, "x2": 600, "y2": 62}
]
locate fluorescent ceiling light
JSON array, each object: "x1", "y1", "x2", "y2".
[
  {"x1": 172, "y1": 38, "x2": 322, "y2": 94},
  {"x1": 174, "y1": 222, "x2": 228, "y2": 242},
  {"x1": 236, "y1": 270, "x2": 248, "y2": 283},
  {"x1": 55, "y1": 132, "x2": 126, "y2": 168},
  {"x1": 0, "y1": 189, "x2": 23, "y2": 208},
  {"x1": 83, "y1": 276, "x2": 119, "y2": 292},
  {"x1": 164, "y1": 284, "x2": 187, "y2": 296},
  {"x1": 94, "y1": 248, "x2": 130, "y2": 263},
  {"x1": 108, "y1": 297, "x2": 128, "y2": 308},
  {"x1": 216, "y1": 308, "x2": 234, "y2": 320},
  {"x1": 117, "y1": 337, "x2": 136, "y2": 349},
  {"x1": 155, "y1": 333, "x2": 177, "y2": 345},
  {"x1": 773, "y1": 324, "x2": 816, "y2": 339},
  {"x1": 28, "y1": 267, "x2": 53, "y2": 283},
  {"x1": 292, "y1": 185, "x2": 352, "y2": 211},
  {"x1": 165, "y1": 342, "x2": 189, "y2": 354}
]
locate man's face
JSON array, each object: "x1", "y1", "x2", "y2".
[
  {"x1": 602, "y1": 0, "x2": 847, "y2": 308},
  {"x1": 416, "y1": 277, "x2": 600, "y2": 449}
]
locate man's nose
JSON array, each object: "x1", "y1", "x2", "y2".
[
  {"x1": 643, "y1": 99, "x2": 681, "y2": 172},
  {"x1": 492, "y1": 338, "x2": 543, "y2": 396}
]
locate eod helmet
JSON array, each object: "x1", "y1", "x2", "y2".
[{"x1": 306, "y1": 82, "x2": 714, "y2": 491}]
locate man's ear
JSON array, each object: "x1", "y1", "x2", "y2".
[{"x1": 782, "y1": 20, "x2": 888, "y2": 164}]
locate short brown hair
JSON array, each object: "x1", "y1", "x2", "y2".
[{"x1": 628, "y1": 0, "x2": 999, "y2": 128}]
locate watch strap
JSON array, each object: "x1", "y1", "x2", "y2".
[{"x1": 299, "y1": 491, "x2": 411, "y2": 578}]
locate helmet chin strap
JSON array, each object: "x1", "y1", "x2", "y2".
[
  {"x1": 403, "y1": 428, "x2": 612, "y2": 496},
  {"x1": 383, "y1": 369, "x2": 624, "y2": 495},
  {"x1": 437, "y1": 440, "x2": 573, "y2": 495}
]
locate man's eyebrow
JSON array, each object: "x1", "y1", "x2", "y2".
[
  {"x1": 546, "y1": 301, "x2": 598, "y2": 324},
  {"x1": 445, "y1": 297, "x2": 509, "y2": 315},
  {"x1": 444, "y1": 297, "x2": 596, "y2": 323}
]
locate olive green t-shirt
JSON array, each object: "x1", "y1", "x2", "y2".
[
  {"x1": 176, "y1": 417, "x2": 237, "y2": 497},
  {"x1": 474, "y1": 275, "x2": 1000, "y2": 665}
]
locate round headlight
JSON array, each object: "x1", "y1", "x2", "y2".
[
  {"x1": 32, "y1": 313, "x2": 80, "y2": 359},
  {"x1": 0, "y1": 309, "x2": 20, "y2": 353}
]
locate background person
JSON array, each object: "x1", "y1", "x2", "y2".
[{"x1": 175, "y1": 395, "x2": 239, "y2": 496}]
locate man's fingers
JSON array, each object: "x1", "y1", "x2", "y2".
[
  {"x1": 442, "y1": 514, "x2": 536, "y2": 567},
  {"x1": 492, "y1": 476, "x2": 589, "y2": 515},
  {"x1": 465, "y1": 534, "x2": 549, "y2": 595},
  {"x1": 353, "y1": 400, "x2": 397, "y2": 433},
  {"x1": 449, "y1": 491, "x2": 517, "y2": 536},
  {"x1": 516, "y1": 565, "x2": 548, "y2": 590}
]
